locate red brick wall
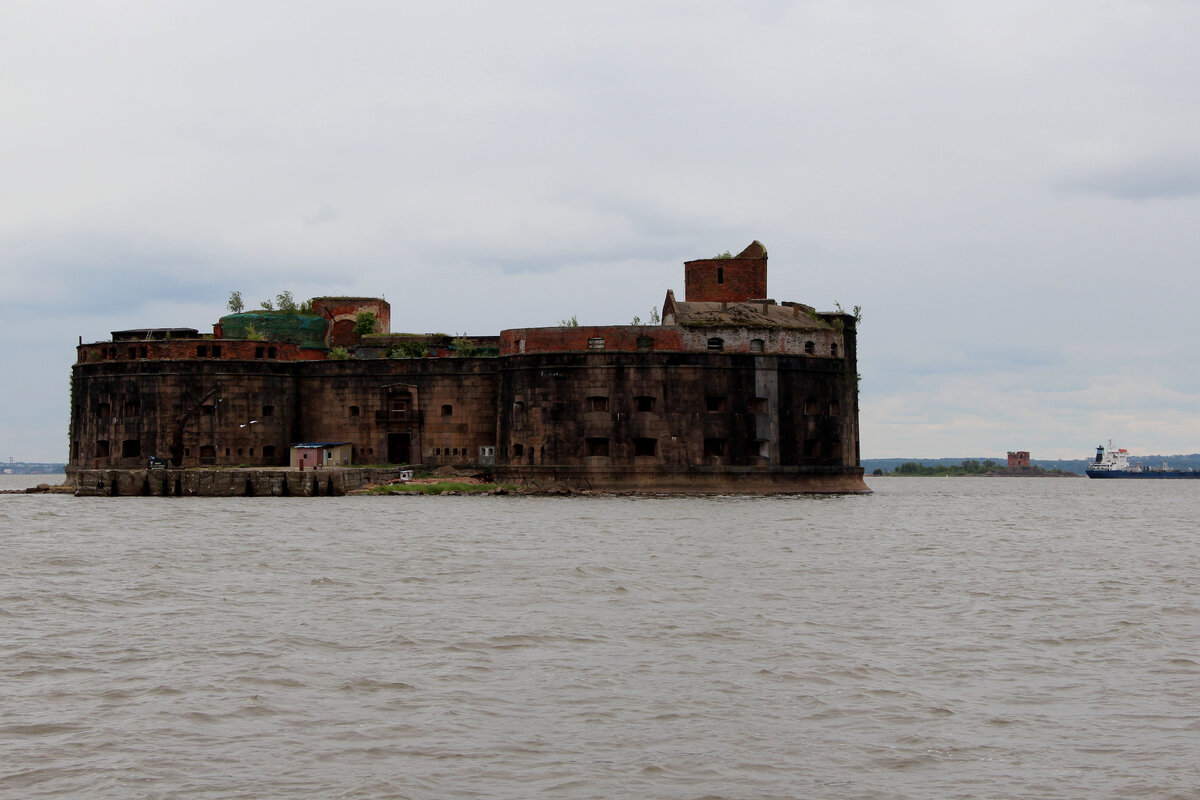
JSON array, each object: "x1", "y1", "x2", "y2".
[
  {"x1": 77, "y1": 340, "x2": 319, "y2": 363},
  {"x1": 1007, "y1": 451, "x2": 1030, "y2": 468},
  {"x1": 499, "y1": 326, "x2": 686, "y2": 354},
  {"x1": 684, "y1": 256, "x2": 768, "y2": 302},
  {"x1": 310, "y1": 297, "x2": 391, "y2": 339}
]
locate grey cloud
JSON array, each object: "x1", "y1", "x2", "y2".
[{"x1": 1060, "y1": 155, "x2": 1200, "y2": 200}]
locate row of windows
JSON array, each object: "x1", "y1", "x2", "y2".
[
  {"x1": 704, "y1": 338, "x2": 839, "y2": 356},
  {"x1": 505, "y1": 437, "x2": 840, "y2": 460},
  {"x1": 347, "y1": 403, "x2": 454, "y2": 418},
  {"x1": 89, "y1": 345, "x2": 281, "y2": 361},
  {"x1": 579, "y1": 395, "x2": 837, "y2": 415},
  {"x1": 95, "y1": 402, "x2": 140, "y2": 418}
]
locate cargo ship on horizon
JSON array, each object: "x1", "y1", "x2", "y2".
[{"x1": 1086, "y1": 441, "x2": 1200, "y2": 479}]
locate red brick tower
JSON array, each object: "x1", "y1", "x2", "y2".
[{"x1": 684, "y1": 240, "x2": 768, "y2": 302}]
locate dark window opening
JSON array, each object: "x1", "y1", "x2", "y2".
[
  {"x1": 199, "y1": 445, "x2": 216, "y2": 465},
  {"x1": 588, "y1": 337, "x2": 605, "y2": 350},
  {"x1": 237, "y1": 448, "x2": 243, "y2": 456},
  {"x1": 586, "y1": 437, "x2": 610, "y2": 457},
  {"x1": 225, "y1": 447, "x2": 231, "y2": 457},
  {"x1": 122, "y1": 439, "x2": 141, "y2": 458},
  {"x1": 97, "y1": 402, "x2": 111, "y2": 418},
  {"x1": 262, "y1": 446, "x2": 276, "y2": 459},
  {"x1": 831, "y1": 343, "x2": 839, "y2": 357},
  {"x1": 804, "y1": 398, "x2": 819, "y2": 415},
  {"x1": 804, "y1": 438, "x2": 820, "y2": 458},
  {"x1": 748, "y1": 397, "x2": 768, "y2": 414},
  {"x1": 636, "y1": 336, "x2": 654, "y2": 351},
  {"x1": 750, "y1": 338, "x2": 765, "y2": 353},
  {"x1": 587, "y1": 396, "x2": 609, "y2": 412},
  {"x1": 127, "y1": 346, "x2": 137, "y2": 359},
  {"x1": 716, "y1": 266, "x2": 724, "y2": 284},
  {"x1": 513, "y1": 401, "x2": 525, "y2": 413},
  {"x1": 255, "y1": 346, "x2": 265, "y2": 358},
  {"x1": 202, "y1": 405, "x2": 215, "y2": 416},
  {"x1": 349, "y1": 405, "x2": 360, "y2": 417},
  {"x1": 804, "y1": 341, "x2": 815, "y2": 355},
  {"x1": 635, "y1": 396, "x2": 655, "y2": 412},
  {"x1": 249, "y1": 448, "x2": 254, "y2": 456},
  {"x1": 707, "y1": 337, "x2": 724, "y2": 352},
  {"x1": 513, "y1": 443, "x2": 524, "y2": 457},
  {"x1": 210, "y1": 345, "x2": 221, "y2": 358},
  {"x1": 704, "y1": 438, "x2": 726, "y2": 458},
  {"x1": 706, "y1": 395, "x2": 725, "y2": 412},
  {"x1": 634, "y1": 437, "x2": 657, "y2": 457},
  {"x1": 262, "y1": 405, "x2": 274, "y2": 417},
  {"x1": 196, "y1": 345, "x2": 207, "y2": 358},
  {"x1": 96, "y1": 440, "x2": 110, "y2": 458},
  {"x1": 123, "y1": 402, "x2": 139, "y2": 417},
  {"x1": 139, "y1": 346, "x2": 148, "y2": 358},
  {"x1": 441, "y1": 404, "x2": 453, "y2": 417},
  {"x1": 268, "y1": 347, "x2": 277, "y2": 359}
]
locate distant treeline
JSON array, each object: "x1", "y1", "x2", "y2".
[
  {"x1": 2, "y1": 463, "x2": 66, "y2": 475},
  {"x1": 863, "y1": 454, "x2": 1200, "y2": 476},
  {"x1": 874, "y1": 460, "x2": 1069, "y2": 477}
]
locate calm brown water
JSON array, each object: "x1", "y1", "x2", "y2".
[{"x1": 2, "y1": 477, "x2": 1198, "y2": 799}]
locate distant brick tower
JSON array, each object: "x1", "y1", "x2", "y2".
[
  {"x1": 684, "y1": 240, "x2": 768, "y2": 302},
  {"x1": 1007, "y1": 451, "x2": 1031, "y2": 469}
]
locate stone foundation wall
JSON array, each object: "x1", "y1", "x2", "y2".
[{"x1": 70, "y1": 467, "x2": 403, "y2": 497}]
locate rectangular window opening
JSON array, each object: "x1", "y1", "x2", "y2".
[
  {"x1": 587, "y1": 396, "x2": 609, "y2": 412},
  {"x1": 634, "y1": 437, "x2": 657, "y2": 457},
  {"x1": 586, "y1": 437, "x2": 610, "y2": 457}
]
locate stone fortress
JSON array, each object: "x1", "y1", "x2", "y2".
[{"x1": 69, "y1": 242, "x2": 867, "y2": 493}]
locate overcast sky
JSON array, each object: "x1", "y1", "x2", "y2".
[{"x1": 3, "y1": 0, "x2": 1199, "y2": 462}]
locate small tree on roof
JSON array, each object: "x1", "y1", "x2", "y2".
[{"x1": 354, "y1": 311, "x2": 377, "y2": 337}]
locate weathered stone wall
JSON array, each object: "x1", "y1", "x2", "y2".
[
  {"x1": 499, "y1": 326, "x2": 685, "y2": 355},
  {"x1": 77, "y1": 339, "x2": 315, "y2": 365},
  {"x1": 494, "y1": 350, "x2": 863, "y2": 490},
  {"x1": 675, "y1": 325, "x2": 845, "y2": 356},
  {"x1": 71, "y1": 359, "x2": 301, "y2": 468},
  {"x1": 293, "y1": 359, "x2": 499, "y2": 466},
  {"x1": 70, "y1": 467, "x2": 402, "y2": 497}
]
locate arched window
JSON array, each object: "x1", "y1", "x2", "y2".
[{"x1": 707, "y1": 337, "x2": 724, "y2": 352}]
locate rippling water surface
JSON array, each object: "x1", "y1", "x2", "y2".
[{"x1": 2, "y1": 477, "x2": 1198, "y2": 799}]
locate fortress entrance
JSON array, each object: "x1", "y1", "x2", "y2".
[{"x1": 388, "y1": 433, "x2": 411, "y2": 465}]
